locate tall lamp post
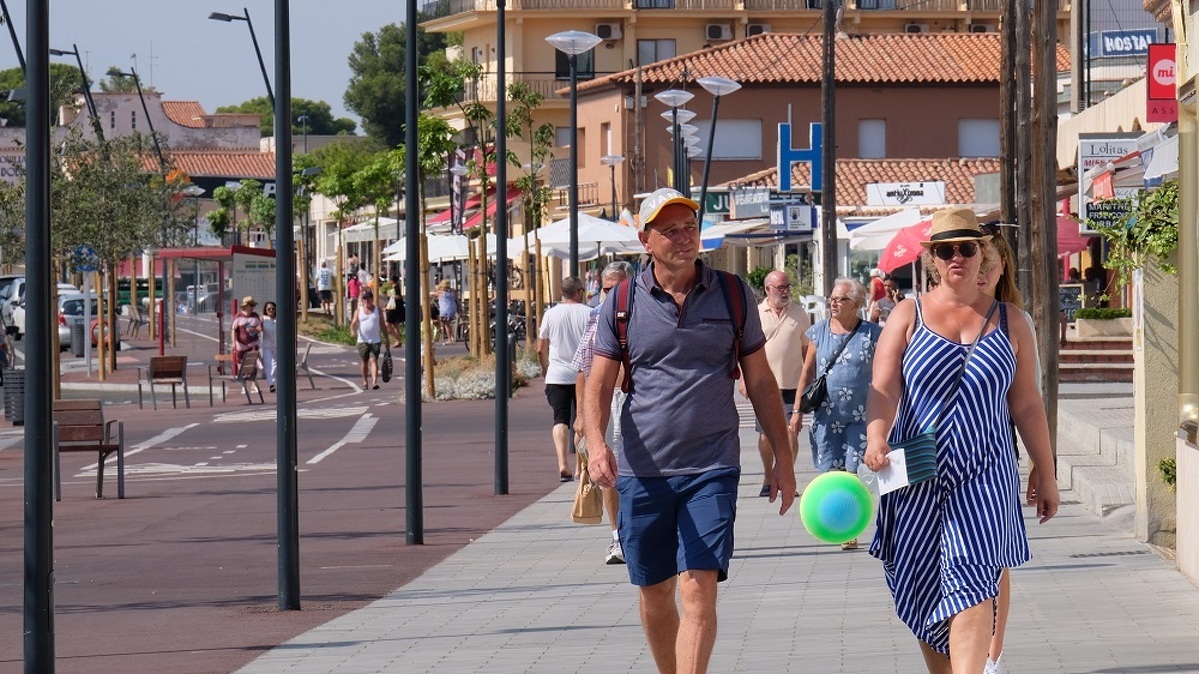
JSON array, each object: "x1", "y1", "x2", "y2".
[
  {"x1": 107, "y1": 68, "x2": 164, "y2": 169},
  {"x1": 654, "y1": 88, "x2": 695, "y2": 196},
  {"x1": 545, "y1": 30, "x2": 601, "y2": 278},
  {"x1": 297, "y1": 113, "x2": 308, "y2": 153},
  {"x1": 50, "y1": 45, "x2": 104, "y2": 142},
  {"x1": 694, "y1": 76, "x2": 740, "y2": 218},
  {"x1": 209, "y1": 9, "x2": 274, "y2": 105},
  {"x1": 599, "y1": 154, "x2": 624, "y2": 220}
]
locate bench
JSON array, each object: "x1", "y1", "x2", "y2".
[
  {"x1": 209, "y1": 350, "x2": 265, "y2": 404},
  {"x1": 138, "y1": 355, "x2": 191, "y2": 410},
  {"x1": 53, "y1": 399, "x2": 125, "y2": 500}
]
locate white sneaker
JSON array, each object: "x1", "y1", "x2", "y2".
[
  {"x1": 984, "y1": 654, "x2": 1005, "y2": 674},
  {"x1": 605, "y1": 540, "x2": 625, "y2": 565}
]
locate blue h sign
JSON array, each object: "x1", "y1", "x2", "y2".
[{"x1": 777, "y1": 122, "x2": 823, "y2": 193}]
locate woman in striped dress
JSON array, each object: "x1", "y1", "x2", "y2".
[{"x1": 864, "y1": 208, "x2": 1059, "y2": 673}]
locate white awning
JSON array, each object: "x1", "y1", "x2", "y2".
[
  {"x1": 1144, "y1": 134, "x2": 1179, "y2": 181},
  {"x1": 847, "y1": 208, "x2": 924, "y2": 251}
]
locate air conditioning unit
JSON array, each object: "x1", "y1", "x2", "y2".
[
  {"x1": 968, "y1": 23, "x2": 994, "y2": 33},
  {"x1": 595, "y1": 22, "x2": 622, "y2": 40},
  {"x1": 747, "y1": 23, "x2": 772, "y2": 37},
  {"x1": 706, "y1": 24, "x2": 733, "y2": 41},
  {"x1": 904, "y1": 23, "x2": 930, "y2": 34}
]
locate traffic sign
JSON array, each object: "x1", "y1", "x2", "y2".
[{"x1": 71, "y1": 245, "x2": 100, "y2": 273}]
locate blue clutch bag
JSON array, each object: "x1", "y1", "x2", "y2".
[{"x1": 890, "y1": 429, "x2": 938, "y2": 486}]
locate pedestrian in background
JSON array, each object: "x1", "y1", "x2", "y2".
[
  {"x1": 231, "y1": 296, "x2": 262, "y2": 371},
  {"x1": 347, "y1": 273, "x2": 362, "y2": 319},
  {"x1": 351, "y1": 289, "x2": 383, "y2": 390},
  {"x1": 740, "y1": 269, "x2": 808, "y2": 498},
  {"x1": 864, "y1": 208, "x2": 1059, "y2": 673},
  {"x1": 261, "y1": 301, "x2": 278, "y2": 393},
  {"x1": 317, "y1": 260, "x2": 333, "y2": 315},
  {"x1": 584, "y1": 188, "x2": 795, "y2": 674},
  {"x1": 571, "y1": 261, "x2": 634, "y2": 565},
  {"x1": 794, "y1": 277, "x2": 882, "y2": 550},
  {"x1": 871, "y1": 277, "x2": 901, "y2": 325},
  {"x1": 538, "y1": 276, "x2": 590, "y2": 482},
  {"x1": 434, "y1": 280, "x2": 457, "y2": 345},
  {"x1": 384, "y1": 275, "x2": 405, "y2": 348}
]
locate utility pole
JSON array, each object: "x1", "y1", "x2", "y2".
[
  {"x1": 819, "y1": 0, "x2": 837, "y2": 296},
  {"x1": 634, "y1": 67, "x2": 645, "y2": 196},
  {"x1": 1031, "y1": 0, "x2": 1060, "y2": 455},
  {"x1": 999, "y1": 0, "x2": 1017, "y2": 226},
  {"x1": 1013, "y1": 0, "x2": 1034, "y2": 309}
]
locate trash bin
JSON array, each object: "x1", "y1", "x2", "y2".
[
  {"x1": 71, "y1": 321, "x2": 86, "y2": 357},
  {"x1": 3, "y1": 367, "x2": 24, "y2": 425}
]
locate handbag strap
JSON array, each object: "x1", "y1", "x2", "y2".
[
  {"x1": 931, "y1": 299, "x2": 999, "y2": 430},
  {"x1": 818, "y1": 320, "x2": 861, "y2": 378}
]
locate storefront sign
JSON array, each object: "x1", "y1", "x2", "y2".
[
  {"x1": 1078, "y1": 133, "x2": 1140, "y2": 235},
  {"x1": 770, "y1": 201, "x2": 814, "y2": 232},
  {"x1": 730, "y1": 187, "x2": 771, "y2": 219},
  {"x1": 1088, "y1": 28, "x2": 1159, "y2": 58},
  {"x1": 864, "y1": 181, "x2": 946, "y2": 207},
  {"x1": 776, "y1": 122, "x2": 822, "y2": 193},
  {"x1": 1147, "y1": 44, "x2": 1178, "y2": 123}
]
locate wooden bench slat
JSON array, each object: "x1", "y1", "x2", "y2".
[{"x1": 52, "y1": 400, "x2": 102, "y2": 411}]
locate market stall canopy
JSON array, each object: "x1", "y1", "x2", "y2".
[
  {"x1": 342, "y1": 217, "x2": 403, "y2": 244},
  {"x1": 848, "y1": 208, "x2": 924, "y2": 252}
]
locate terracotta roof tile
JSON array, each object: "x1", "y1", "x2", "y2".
[
  {"x1": 170, "y1": 150, "x2": 276, "y2": 179},
  {"x1": 723, "y1": 157, "x2": 1001, "y2": 212},
  {"x1": 579, "y1": 33, "x2": 1071, "y2": 93},
  {"x1": 161, "y1": 101, "x2": 208, "y2": 128}
]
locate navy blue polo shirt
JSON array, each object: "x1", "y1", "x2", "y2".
[{"x1": 593, "y1": 261, "x2": 765, "y2": 477}]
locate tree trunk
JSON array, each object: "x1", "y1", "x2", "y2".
[{"x1": 1031, "y1": 0, "x2": 1059, "y2": 457}]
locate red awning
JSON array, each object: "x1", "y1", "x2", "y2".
[
  {"x1": 463, "y1": 187, "x2": 522, "y2": 230},
  {"x1": 428, "y1": 191, "x2": 485, "y2": 226}
]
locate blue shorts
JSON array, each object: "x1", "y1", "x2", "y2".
[{"x1": 617, "y1": 467, "x2": 739, "y2": 587}]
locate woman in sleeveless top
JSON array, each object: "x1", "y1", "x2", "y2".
[{"x1": 864, "y1": 209, "x2": 1059, "y2": 673}]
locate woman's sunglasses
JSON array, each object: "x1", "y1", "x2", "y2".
[{"x1": 931, "y1": 241, "x2": 979, "y2": 261}]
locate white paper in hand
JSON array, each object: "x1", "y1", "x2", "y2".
[{"x1": 876, "y1": 448, "x2": 910, "y2": 495}]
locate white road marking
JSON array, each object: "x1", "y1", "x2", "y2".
[
  {"x1": 76, "y1": 422, "x2": 200, "y2": 472},
  {"x1": 307, "y1": 413, "x2": 377, "y2": 465},
  {"x1": 214, "y1": 406, "x2": 368, "y2": 423}
]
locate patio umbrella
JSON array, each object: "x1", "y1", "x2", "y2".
[
  {"x1": 848, "y1": 208, "x2": 924, "y2": 251},
  {"x1": 878, "y1": 218, "x2": 933, "y2": 274}
]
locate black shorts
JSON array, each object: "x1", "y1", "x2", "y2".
[
  {"x1": 754, "y1": 389, "x2": 798, "y2": 434},
  {"x1": 385, "y1": 308, "x2": 404, "y2": 325},
  {"x1": 319, "y1": 289, "x2": 333, "y2": 302},
  {"x1": 544, "y1": 383, "x2": 576, "y2": 426}
]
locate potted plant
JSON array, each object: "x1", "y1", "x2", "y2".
[{"x1": 1072, "y1": 307, "x2": 1134, "y2": 338}]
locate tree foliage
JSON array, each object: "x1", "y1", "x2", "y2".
[
  {"x1": 309, "y1": 138, "x2": 383, "y2": 222},
  {"x1": 1089, "y1": 179, "x2": 1179, "y2": 293},
  {"x1": 344, "y1": 21, "x2": 447, "y2": 147},
  {"x1": 0, "y1": 64, "x2": 87, "y2": 127},
  {"x1": 52, "y1": 130, "x2": 181, "y2": 268},
  {"x1": 215, "y1": 96, "x2": 357, "y2": 138}
]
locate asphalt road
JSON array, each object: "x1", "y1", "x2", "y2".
[{"x1": 0, "y1": 331, "x2": 563, "y2": 673}]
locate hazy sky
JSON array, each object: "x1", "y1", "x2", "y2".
[{"x1": 3, "y1": 1, "x2": 408, "y2": 129}]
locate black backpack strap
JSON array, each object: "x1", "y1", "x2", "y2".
[
  {"x1": 615, "y1": 278, "x2": 635, "y2": 394},
  {"x1": 716, "y1": 271, "x2": 748, "y2": 380}
]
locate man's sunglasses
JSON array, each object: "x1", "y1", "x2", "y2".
[{"x1": 931, "y1": 241, "x2": 979, "y2": 261}]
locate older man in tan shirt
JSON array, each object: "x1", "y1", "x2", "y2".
[{"x1": 739, "y1": 270, "x2": 809, "y2": 497}]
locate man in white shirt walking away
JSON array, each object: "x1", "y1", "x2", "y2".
[{"x1": 538, "y1": 276, "x2": 592, "y2": 482}]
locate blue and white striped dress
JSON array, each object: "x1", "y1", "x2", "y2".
[{"x1": 868, "y1": 300, "x2": 1029, "y2": 654}]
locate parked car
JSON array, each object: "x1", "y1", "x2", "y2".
[
  {"x1": 9, "y1": 282, "x2": 83, "y2": 340},
  {"x1": 56, "y1": 293, "x2": 121, "y2": 352}
]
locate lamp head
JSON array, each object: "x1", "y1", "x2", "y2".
[
  {"x1": 208, "y1": 12, "x2": 237, "y2": 22},
  {"x1": 545, "y1": 30, "x2": 603, "y2": 55},
  {"x1": 661, "y1": 109, "x2": 696, "y2": 124},
  {"x1": 654, "y1": 89, "x2": 694, "y2": 108},
  {"x1": 697, "y1": 76, "x2": 741, "y2": 97},
  {"x1": 600, "y1": 154, "x2": 625, "y2": 167},
  {"x1": 48, "y1": 48, "x2": 75, "y2": 57},
  {"x1": 449, "y1": 164, "x2": 469, "y2": 177},
  {"x1": 107, "y1": 67, "x2": 135, "y2": 79},
  {"x1": 300, "y1": 166, "x2": 323, "y2": 177}
]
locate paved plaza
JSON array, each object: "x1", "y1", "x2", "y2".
[{"x1": 236, "y1": 415, "x2": 1199, "y2": 674}]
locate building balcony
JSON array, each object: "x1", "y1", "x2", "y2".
[{"x1": 465, "y1": 73, "x2": 570, "y2": 104}]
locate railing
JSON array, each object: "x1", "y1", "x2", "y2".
[
  {"x1": 554, "y1": 182, "x2": 600, "y2": 207},
  {"x1": 520, "y1": 0, "x2": 625, "y2": 8},
  {"x1": 465, "y1": 73, "x2": 569, "y2": 104},
  {"x1": 744, "y1": 0, "x2": 819, "y2": 9},
  {"x1": 424, "y1": 0, "x2": 625, "y2": 18},
  {"x1": 425, "y1": 175, "x2": 452, "y2": 199}
]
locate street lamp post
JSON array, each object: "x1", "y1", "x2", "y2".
[
  {"x1": 654, "y1": 88, "x2": 695, "y2": 196},
  {"x1": 695, "y1": 76, "x2": 740, "y2": 217},
  {"x1": 107, "y1": 67, "x2": 164, "y2": 169},
  {"x1": 599, "y1": 154, "x2": 624, "y2": 220},
  {"x1": 50, "y1": 45, "x2": 104, "y2": 143},
  {"x1": 209, "y1": 9, "x2": 274, "y2": 105},
  {"x1": 545, "y1": 30, "x2": 602, "y2": 278}
]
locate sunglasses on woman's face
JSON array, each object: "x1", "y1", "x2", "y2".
[{"x1": 932, "y1": 241, "x2": 979, "y2": 261}]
